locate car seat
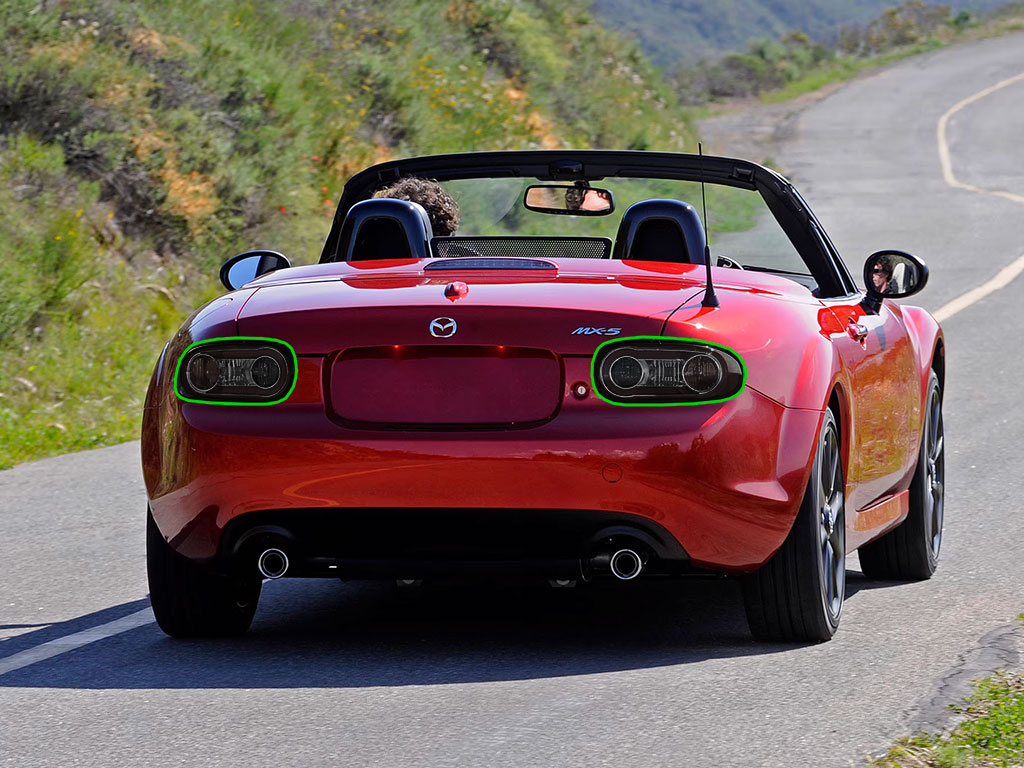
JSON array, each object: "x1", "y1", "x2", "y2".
[
  {"x1": 891, "y1": 261, "x2": 906, "y2": 293},
  {"x1": 339, "y1": 198, "x2": 434, "y2": 261},
  {"x1": 612, "y1": 199, "x2": 707, "y2": 264}
]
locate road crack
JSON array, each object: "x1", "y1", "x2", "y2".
[{"x1": 901, "y1": 620, "x2": 1023, "y2": 737}]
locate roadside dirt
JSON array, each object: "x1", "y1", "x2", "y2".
[{"x1": 696, "y1": 82, "x2": 846, "y2": 173}]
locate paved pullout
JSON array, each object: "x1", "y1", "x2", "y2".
[{"x1": 2, "y1": 31, "x2": 1024, "y2": 768}]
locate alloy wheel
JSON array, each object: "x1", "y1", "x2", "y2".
[
  {"x1": 819, "y1": 422, "x2": 845, "y2": 619},
  {"x1": 925, "y1": 385, "x2": 944, "y2": 558}
]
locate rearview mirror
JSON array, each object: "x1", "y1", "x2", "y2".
[
  {"x1": 524, "y1": 185, "x2": 615, "y2": 216},
  {"x1": 220, "y1": 250, "x2": 291, "y2": 291},
  {"x1": 863, "y1": 249, "x2": 928, "y2": 300}
]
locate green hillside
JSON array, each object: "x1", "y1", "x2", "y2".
[
  {"x1": 0, "y1": 0, "x2": 692, "y2": 468},
  {"x1": 591, "y1": 0, "x2": 1009, "y2": 66},
  {"x1": 4, "y1": 0, "x2": 1015, "y2": 468}
]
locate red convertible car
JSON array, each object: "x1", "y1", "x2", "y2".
[{"x1": 142, "y1": 150, "x2": 945, "y2": 642}]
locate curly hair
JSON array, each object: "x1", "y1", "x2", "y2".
[{"x1": 373, "y1": 177, "x2": 460, "y2": 236}]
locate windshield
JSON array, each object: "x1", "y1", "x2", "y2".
[{"x1": 432, "y1": 177, "x2": 808, "y2": 276}]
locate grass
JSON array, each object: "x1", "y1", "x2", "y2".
[
  {"x1": 0, "y1": 261, "x2": 196, "y2": 468},
  {"x1": 762, "y1": 37, "x2": 947, "y2": 104},
  {"x1": 870, "y1": 614, "x2": 1024, "y2": 767},
  {"x1": 760, "y1": 10, "x2": 1024, "y2": 104},
  {"x1": 871, "y1": 671, "x2": 1024, "y2": 767},
  {"x1": 0, "y1": 0, "x2": 700, "y2": 469},
  {"x1": 4, "y1": 0, "x2": 1020, "y2": 469}
]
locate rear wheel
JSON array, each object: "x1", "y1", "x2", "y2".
[
  {"x1": 147, "y1": 509, "x2": 262, "y2": 638},
  {"x1": 859, "y1": 370, "x2": 944, "y2": 580},
  {"x1": 742, "y1": 408, "x2": 845, "y2": 642}
]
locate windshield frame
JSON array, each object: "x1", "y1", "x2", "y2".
[{"x1": 319, "y1": 150, "x2": 856, "y2": 297}]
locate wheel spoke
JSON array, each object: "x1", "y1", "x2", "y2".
[
  {"x1": 824, "y1": 534, "x2": 844, "y2": 614},
  {"x1": 931, "y1": 434, "x2": 943, "y2": 463},
  {"x1": 831, "y1": 526, "x2": 844, "y2": 559},
  {"x1": 831, "y1": 561, "x2": 839, "y2": 608},
  {"x1": 823, "y1": 543, "x2": 834, "y2": 604},
  {"x1": 823, "y1": 436, "x2": 831, "y2": 489},
  {"x1": 922, "y1": 486, "x2": 934, "y2": 539},
  {"x1": 829, "y1": 453, "x2": 841, "y2": 500},
  {"x1": 820, "y1": 439, "x2": 833, "y2": 501}
]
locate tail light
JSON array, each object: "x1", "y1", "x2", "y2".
[
  {"x1": 592, "y1": 336, "x2": 745, "y2": 405},
  {"x1": 174, "y1": 337, "x2": 296, "y2": 405}
]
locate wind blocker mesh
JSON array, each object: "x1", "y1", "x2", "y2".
[{"x1": 431, "y1": 236, "x2": 612, "y2": 261}]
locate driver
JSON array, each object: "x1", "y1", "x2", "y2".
[
  {"x1": 565, "y1": 187, "x2": 611, "y2": 212},
  {"x1": 374, "y1": 177, "x2": 460, "y2": 235}
]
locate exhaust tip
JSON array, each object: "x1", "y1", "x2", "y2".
[
  {"x1": 609, "y1": 548, "x2": 643, "y2": 580},
  {"x1": 258, "y1": 548, "x2": 289, "y2": 579}
]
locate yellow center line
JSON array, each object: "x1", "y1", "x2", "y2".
[{"x1": 933, "y1": 70, "x2": 1024, "y2": 323}]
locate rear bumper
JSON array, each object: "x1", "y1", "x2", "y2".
[
  {"x1": 218, "y1": 506, "x2": 692, "y2": 581},
  {"x1": 143, "y1": 370, "x2": 823, "y2": 572}
]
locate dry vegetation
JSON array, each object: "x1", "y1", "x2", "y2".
[
  {"x1": 0, "y1": 0, "x2": 697, "y2": 468},
  {"x1": 2, "y1": 0, "x2": 1022, "y2": 467},
  {"x1": 674, "y1": 1, "x2": 1024, "y2": 103}
]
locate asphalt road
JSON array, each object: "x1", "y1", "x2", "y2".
[{"x1": 3, "y1": 32, "x2": 1024, "y2": 768}]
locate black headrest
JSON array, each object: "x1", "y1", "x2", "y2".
[
  {"x1": 339, "y1": 198, "x2": 434, "y2": 261},
  {"x1": 612, "y1": 199, "x2": 707, "y2": 264}
]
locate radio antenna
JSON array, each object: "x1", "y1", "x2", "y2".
[{"x1": 698, "y1": 142, "x2": 719, "y2": 308}]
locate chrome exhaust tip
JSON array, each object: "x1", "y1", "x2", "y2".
[
  {"x1": 258, "y1": 548, "x2": 289, "y2": 579},
  {"x1": 609, "y1": 548, "x2": 643, "y2": 580}
]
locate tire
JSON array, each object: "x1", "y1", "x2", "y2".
[
  {"x1": 147, "y1": 508, "x2": 262, "y2": 638},
  {"x1": 859, "y1": 370, "x2": 944, "y2": 580},
  {"x1": 742, "y1": 408, "x2": 845, "y2": 642}
]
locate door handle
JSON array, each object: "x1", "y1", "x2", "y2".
[{"x1": 847, "y1": 323, "x2": 869, "y2": 342}]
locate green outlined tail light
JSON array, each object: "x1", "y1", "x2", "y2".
[
  {"x1": 174, "y1": 337, "x2": 297, "y2": 405},
  {"x1": 591, "y1": 336, "x2": 746, "y2": 406}
]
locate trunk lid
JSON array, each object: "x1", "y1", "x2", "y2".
[
  {"x1": 236, "y1": 262, "x2": 707, "y2": 355},
  {"x1": 236, "y1": 260, "x2": 703, "y2": 427}
]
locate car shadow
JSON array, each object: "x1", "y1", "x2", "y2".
[{"x1": 0, "y1": 568, "x2": 888, "y2": 690}]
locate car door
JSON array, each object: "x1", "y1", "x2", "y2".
[{"x1": 821, "y1": 294, "x2": 921, "y2": 518}]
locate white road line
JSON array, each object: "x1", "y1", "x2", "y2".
[
  {"x1": 0, "y1": 607, "x2": 155, "y2": 677},
  {"x1": 933, "y1": 70, "x2": 1024, "y2": 322}
]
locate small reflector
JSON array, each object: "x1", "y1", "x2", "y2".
[{"x1": 445, "y1": 281, "x2": 469, "y2": 300}]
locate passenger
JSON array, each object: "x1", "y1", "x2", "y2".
[
  {"x1": 374, "y1": 177, "x2": 460, "y2": 236},
  {"x1": 870, "y1": 255, "x2": 896, "y2": 295}
]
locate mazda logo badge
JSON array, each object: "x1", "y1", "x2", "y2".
[{"x1": 429, "y1": 317, "x2": 457, "y2": 338}]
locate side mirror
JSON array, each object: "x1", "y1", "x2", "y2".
[
  {"x1": 220, "y1": 250, "x2": 291, "y2": 291},
  {"x1": 863, "y1": 249, "x2": 928, "y2": 300}
]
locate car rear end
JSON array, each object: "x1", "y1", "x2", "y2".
[{"x1": 143, "y1": 261, "x2": 821, "y2": 586}]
